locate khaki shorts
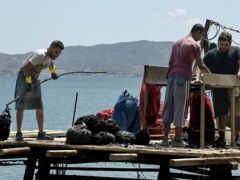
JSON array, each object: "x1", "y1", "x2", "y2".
[{"x1": 163, "y1": 75, "x2": 190, "y2": 127}]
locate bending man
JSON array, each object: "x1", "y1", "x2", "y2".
[{"x1": 14, "y1": 40, "x2": 64, "y2": 141}]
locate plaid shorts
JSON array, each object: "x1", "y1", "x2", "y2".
[{"x1": 14, "y1": 70, "x2": 43, "y2": 110}]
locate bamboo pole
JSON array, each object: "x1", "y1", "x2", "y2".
[
  {"x1": 170, "y1": 157, "x2": 240, "y2": 167},
  {"x1": 0, "y1": 147, "x2": 30, "y2": 156},
  {"x1": 46, "y1": 150, "x2": 78, "y2": 158}
]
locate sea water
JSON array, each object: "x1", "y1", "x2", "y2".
[{"x1": 1, "y1": 75, "x2": 240, "y2": 179}]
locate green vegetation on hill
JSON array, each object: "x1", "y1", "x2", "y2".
[{"x1": 0, "y1": 40, "x2": 173, "y2": 76}]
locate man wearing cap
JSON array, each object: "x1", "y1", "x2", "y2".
[
  {"x1": 203, "y1": 31, "x2": 240, "y2": 147},
  {"x1": 14, "y1": 40, "x2": 64, "y2": 141}
]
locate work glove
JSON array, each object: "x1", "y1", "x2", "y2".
[
  {"x1": 25, "y1": 76, "x2": 33, "y2": 92},
  {"x1": 49, "y1": 65, "x2": 58, "y2": 80},
  {"x1": 51, "y1": 72, "x2": 58, "y2": 80},
  {"x1": 26, "y1": 83, "x2": 33, "y2": 92}
]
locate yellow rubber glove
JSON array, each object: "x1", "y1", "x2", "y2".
[
  {"x1": 25, "y1": 76, "x2": 33, "y2": 91},
  {"x1": 49, "y1": 65, "x2": 58, "y2": 79}
]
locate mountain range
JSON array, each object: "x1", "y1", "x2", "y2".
[{"x1": 0, "y1": 40, "x2": 173, "y2": 76}]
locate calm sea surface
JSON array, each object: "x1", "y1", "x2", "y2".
[
  {"x1": 0, "y1": 75, "x2": 143, "y2": 132},
  {"x1": 1, "y1": 75, "x2": 240, "y2": 179}
]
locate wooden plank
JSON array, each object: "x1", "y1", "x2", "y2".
[
  {"x1": 9, "y1": 130, "x2": 66, "y2": 138},
  {"x1": 46, "y1": 150, "x2": 78, "y2": 158},
  {"x1": 109, "y1": 153, "x2": 138, "y2": 161},
  {"x1": 3, "y1": 139, "x2": 240, "y2": 158},
  {"x1": 202, "y1": 73, "x2": 240, "y2": 87},
  {"x1": 144, "y1": 65, "x2": 168, "y2": 85},
  {"x1": 0, "y1": 147, "x2": 30, "y2": 156},
  {"x1": 170, "y1": 157, "x2": 240, "y2": 167}
]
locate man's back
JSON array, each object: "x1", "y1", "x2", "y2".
[{"x1": 168, "y1": 34, "x2": 201, "y2": 80}]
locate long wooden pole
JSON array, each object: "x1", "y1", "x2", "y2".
[{"x1": 202, "y1": 19, "x2": 212, "y2": 53}]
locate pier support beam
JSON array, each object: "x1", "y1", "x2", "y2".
[
  {"x1": 38, "y1": 157, "x2": 50, "y2": 180},
  {"x1": 24, "y1": 150, "x2": 37, "y2": 180},
  {"x1": 157, "y1": 163, "x2": 170, "y2": 180},
  {"x1": 209, "y1": 165, "x2": 232, "y2": 180}
]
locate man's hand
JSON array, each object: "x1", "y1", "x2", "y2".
[
  {"x1": 51, "y1": 73, "x2": 58, "y2": 80},
  {"x1": 26, "y1": 83, "x2": 33, "y2": 92},
  {"x1": 25, "y1": 76, "x2": 33, "y2": 91},
  {"x1": 237, "y1": 72, "x2": 240, "y2": 80},
  {"x1": 191, "y1": 74, "x2": 202, "y2": 84}
]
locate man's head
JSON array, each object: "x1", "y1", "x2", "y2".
[
  {"x1": 48, "y1": 40, "x2": 64, "y2": 60},
  {"x1": 190, "y1": 23, "x2": 204, "y2": 41},
  {"x1": 217, "y1": 31, "x2": 232, "y2": 53}
]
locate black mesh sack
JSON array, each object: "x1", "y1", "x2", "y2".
[
  {"x1": 66, "y1": 124, "x2": 92, "y2": 145},
  {"x1": 0, "y1": 109, "x2": 11, "y2": 141}
]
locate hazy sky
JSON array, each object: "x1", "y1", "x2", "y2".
[{"x1": 1, "y1": 0, "x2": 240, "y2": 54}]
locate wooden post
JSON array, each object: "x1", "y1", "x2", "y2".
[
  {"x1": 157, "y1": 163, "x2": 170, "y2": 180},
  {"x1": 202, "y1": 19, "x2": 212, "y2": 54},
  {"x1": 200, "y1": 82, "x2": 205, "y2": 148},
  {"x1": 143, "y1": 84, "x2": 149, "y2": 129},
  {"x1": 38, "y1": 157, "x2": 50, "y2": 179},
  {"x1": 230, "y1": 88, "x2": 236, "y2": 146}
]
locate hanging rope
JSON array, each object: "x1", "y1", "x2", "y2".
[
  {"x1": 211, "y1": 20, "x2": 240, "y2": 34},
  {"x1": 207, "y1": 23, "x2": 221, "y2": 41},
  {"x1": 205, "y1": 19, "x2": 240, "y2": 45}
]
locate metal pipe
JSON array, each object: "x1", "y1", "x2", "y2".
[
  {"x1": 5, "y1": 71, "x2": 107, "y2": 108},
  {"x1": 72, "y1": 92, "x2": 78, "y2": 127}
]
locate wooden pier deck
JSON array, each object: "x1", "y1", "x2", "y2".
[{"x1": 1, "y1": 130, "x2": 240, "y2": 179}]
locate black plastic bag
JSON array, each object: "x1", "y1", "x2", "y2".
[{"x1": 0, "y1": 108, "x2": 11, "y2": 141}]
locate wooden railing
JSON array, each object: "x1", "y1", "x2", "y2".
[{"x1": 143, "y1": 65, "x2": 240, "y2": 148}]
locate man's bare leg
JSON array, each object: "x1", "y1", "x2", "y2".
[
  {"x1": 16, "y1": 110, "x2": 24, "y2": 132},
  {"x1": 175, "y1": 126, "x2": 182, "y2": 140},
  {"x1": 36, "y1": 109, "x2": 44, "y2": 132},
  {"x1": 163, "y1": 123, "x2": 170, "y2": 140}
]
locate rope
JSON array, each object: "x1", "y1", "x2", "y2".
[
  {"x1": 211, "y1": 20, "x2": 240, "y2": 34},
  {"x1": 206, "y1": 19, "x2": 240, "y2": 45}
]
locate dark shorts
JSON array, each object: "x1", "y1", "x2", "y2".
[
  {"x1": 212, "y1": 89, "x2": 229, "y2": 117},
  {"x1": 14, "y1": 70, "x2": 43, "y2": 110}
]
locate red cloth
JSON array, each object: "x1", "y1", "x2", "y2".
[
  {"x1": 189, "y1": 92, "x2": 215, "y2": 142},
  {"x1": 139, "y1": 79, "x2": 164, "y2": 134},
  {"x1": 96, "y1": 108, "x2": 113, "y2": 119}
]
